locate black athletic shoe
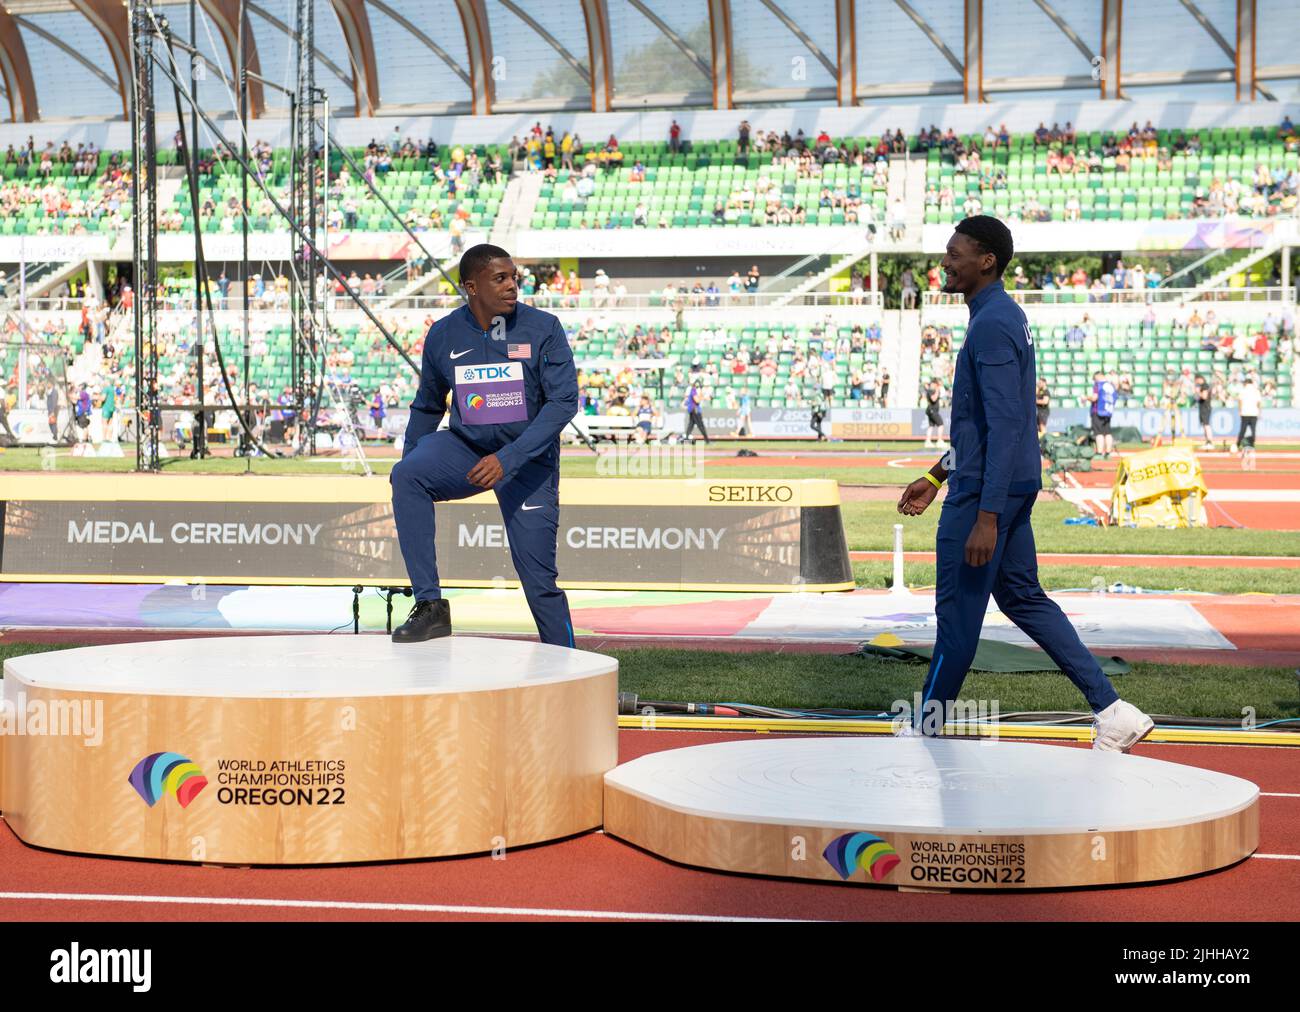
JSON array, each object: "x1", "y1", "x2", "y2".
[{"x1": 391, "y1": 598, "x2": 452, "y2": 643}]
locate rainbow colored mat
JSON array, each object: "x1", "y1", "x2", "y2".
[{"x1": 0, "y1": 583, "x2": 1233, "y2": 650}]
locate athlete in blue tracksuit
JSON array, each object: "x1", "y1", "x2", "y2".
[
  {"x1": 390, "y1": 244, "x2": 578, "y2": 647},
  {"x1": 897, "y1": 217, "x2": 1153, "y2": 751}
]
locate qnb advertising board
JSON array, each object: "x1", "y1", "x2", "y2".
[{"x1": 0, "y1": 476, "x2": 853, "y2": 592}]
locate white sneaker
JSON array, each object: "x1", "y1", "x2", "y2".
[{"x1": 1092, "y1": 699, "x2": 1154, "y2": 753}]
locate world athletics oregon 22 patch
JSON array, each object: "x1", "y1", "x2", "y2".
[
  {"x1": 456, "y1": 362, "x2": 528, "y2": 425},
  {"x1": 823, "y1": 832, "x2": 901, "y2": 882},
  {"x1": 128, "y1": 752, "x2": 208, "y2": 809}
]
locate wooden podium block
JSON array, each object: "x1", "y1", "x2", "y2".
[
  {"x1": 1, "y1": 636, "x2": 618, "y2": 864},
  {"x1": 604, "y1": 737, "x2": 1258, "y2": 890}
]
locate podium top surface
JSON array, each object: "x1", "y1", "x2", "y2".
[
  {"x1": 604, "y1": 737, "x2": 1259, "y2": 835},
  {"x1": 3, "y1": 635, "x2": 617, "y2": 698}
]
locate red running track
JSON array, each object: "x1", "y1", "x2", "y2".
[{"x1": 0, "y1": 730, "x2": 1296, "y2": 922}]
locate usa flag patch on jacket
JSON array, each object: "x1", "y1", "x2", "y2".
[{"x1": 508, "y1": 343, "x2": 531, "y2": 359}]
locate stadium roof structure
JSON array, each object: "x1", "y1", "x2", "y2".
[{"x1": 0, "y1": 0, "x2": 1294, "y2": 122}]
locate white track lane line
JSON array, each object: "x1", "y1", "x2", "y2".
[
  {"x1": 0, "y1": 892, "x2": 812, "y2": 922},
  {"x1": 2, "y1": 859, "x2": 1297, "y2": 914},
  {"x1": 1262, "y1": 793, "x2": 1300, "y2": 798}
]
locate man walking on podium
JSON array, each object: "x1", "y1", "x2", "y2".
[
  {"x1": 390, "y1": 244, "x2": 578, "y2": 647},
  {"x1": 896, "y1": 216, "x2": 1153, "y2": 752}
]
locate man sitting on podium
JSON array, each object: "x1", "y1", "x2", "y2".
[{"x1": 390, "y1": 244, "x2": 579, "y2": 646}]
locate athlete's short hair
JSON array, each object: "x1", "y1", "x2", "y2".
[
  {"x1": 459, "y1": 243, "x2": 513, "y2": 285},
  {"x1": 954, "y1": 215, "x2": 1014, "y2": 277}
]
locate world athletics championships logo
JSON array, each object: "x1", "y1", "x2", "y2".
[
  {"x1": 465, "y1": 393, "x2": 485, "y2": 410},
  {"x1": 128, "y1": 752, "x2": 208, "y2": 808},
  {"x1": 823, "y1": 832, "x2": 901, "y2": 882}
]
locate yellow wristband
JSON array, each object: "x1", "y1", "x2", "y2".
[{"x1": 922, "y1": 472, "x2": 943, "y2": 489}]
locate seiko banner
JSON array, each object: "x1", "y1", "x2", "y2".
[{"x1": 0, "y1": 476, "x2": 853, "y2": 593}]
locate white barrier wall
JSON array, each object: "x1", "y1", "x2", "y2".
[{"x1": 0, "y1": 99, "x2": 1289, "y2": 152}]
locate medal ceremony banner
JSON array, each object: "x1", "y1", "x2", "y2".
[{"x1": 0, "y1": 476, "x2": 853, "y2": 593}]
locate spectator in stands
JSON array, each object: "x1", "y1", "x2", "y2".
[
  {"x1": 900, "y1": 268, "x2": 919, "y2": 310},
  {"x1": 669, "y1": 120, "x2": 683, "y2": 154},
  {"x1": 1113, "y1": 371, "x2": 1132, "y2": 408},
  {"x1": 1230, "y1": 330, "x2": 1251, "y2": 362},
  {"x1": 888, "y1": 197, "x2": 906, "y2": 239},
  {"x1": 562, "y1": 271, "x2": 581, "y2": 309},
  {"x1": 862, "y1": 363, "x2": 878, "y2": 406},
  {"x1": 738, "y1": 120, "x2": 751, "y2": 155},
  {"x1": 449, "y1": 211, "x2": 468, "y2": 255}
]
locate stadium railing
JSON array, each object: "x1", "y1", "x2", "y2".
[
  {"x1": 922, "y1": 287, "x2": 1298, "y2": 307},
  {"x1": 5, "y1": 292, "x2": 887, "y2": 313}
]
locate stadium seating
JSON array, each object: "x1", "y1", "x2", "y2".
[
  {"x1": 924, "y1": 319, "x2": 1293, "y2": 409},
  {"x1": 532, "y1": 139, "x2": 888, "y2": 229},
  {"x1": 27, "y1": 313, "x2": 887, "y2": 412},
  {"x1": 167, "y1": 145, "x2": 509, "y2": 234},
  {"x1": 0, "y1": 149, "x2": 132, "y2": 234},
  {"x1": 4, "y1": 126, "x2": 1296, "y2": 235},
  {"x1": 571, "y1": 320, "x2": 885, "y2": 408},
  {"x1": 924, "y1": 127, "x2": 1300, "y2": 224}
]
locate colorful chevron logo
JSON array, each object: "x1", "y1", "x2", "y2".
[
  {"x1": 823, "y1": 832, "x2": 900, "y2": 882},
  {"x1": 128, "y1": 752, "x2": 208, "y2": 809},
  {"x1": 466, "y1": 393, "x2": 485, "y2": 410}
]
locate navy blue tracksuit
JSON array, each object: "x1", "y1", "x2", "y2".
[
  {"x1": 390, "y1": 302, "x2": 578, "y2": 647},
  {"x1": 917, "y1": 281, "x2": 1119, "y2": 728}
]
